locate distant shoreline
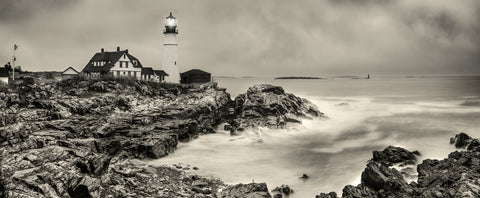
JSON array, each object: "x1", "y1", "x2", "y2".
[{"x1": 274, "y1": 76, "x2": 321, "y2": 80}]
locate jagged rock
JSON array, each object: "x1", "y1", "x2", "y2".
[
  {"x1": 360, "y1": 162, "x2": 413, "y2": 193},
  {"x1": 272, "y1": 184, "x2": 293, "y2": 195},
  {"x1": 372, "y1": 146, "x2": 420, "y2": 166},
  {"x1": 219, "y1": 183, "x2": 272, "y2": 198},
  {"x1": 120, "y1": 134, "x2": 178, "y2": 159},
  {"x1": 316, "y1": 192, "x2": 337, "y2": 198},
  {"x1": 233, "y1": 84, "x2": 324, "y2": 131},
  {"x1": 467, "y1": 139, "x2": 480, "y2": 151},
  {"x1": 342, "y1": 184, "x2": 378, "y2": 198},
  {"x1": 449, "y1": 132, "x2": 472, "y2": 148},
  {"x1": 327, "y1": 133, "x2": 480, "y2": 198}
]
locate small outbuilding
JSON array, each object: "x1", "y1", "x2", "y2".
[
  {"x1": 141, "y1": 67, "x2": 155, "y2": 80},
  {"x1": 180, "y1": 69, "x2": 211, "y2": 84},
  {"x1": 153, "y1": 70, "x2": 168, "y2": 82},
  {"x1": 0, "y1": 68, "x2": 9, "y2": 85},
  {"x1": 62, "y1": 67, "x2": 79, "y2": 78}
]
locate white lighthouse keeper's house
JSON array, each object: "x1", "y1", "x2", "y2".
[{"x1": 162, "y1": 12, "x2": 180, "y2": 83}]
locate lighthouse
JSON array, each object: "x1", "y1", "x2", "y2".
[{"x1": 163, "y1": 12, "x2": 180, "y2": 83}]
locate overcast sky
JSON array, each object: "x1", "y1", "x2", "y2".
[{"x1": 0, "y1": 0, "x2": 479, "y2": 76}]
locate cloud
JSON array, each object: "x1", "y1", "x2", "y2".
[
  {"x1": 0, "y1": 0, "x2": 78, "y2": 22},
  {"x1": 0, "y1": 0, "x2": 479, "y2": 76}
]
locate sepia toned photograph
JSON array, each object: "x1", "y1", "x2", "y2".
[{"x1": 1, "y1": 0, "x2": 480, "y2": 197}]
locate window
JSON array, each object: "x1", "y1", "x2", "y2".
[
  {"x1": 175, "y1": 61, "x2": 176, "y2": 65},
  {"x1": 119, "y1": 61, "x2": 122, "y2": 68},
  {"x1": 125, "y1": 62, "x2": 128, "y2": 68},
  {"x1": 117, "y1": 71, "x2": 120, "y2": 76},
  {"x1": 123, "y1": 54, "x2": 126, "y2": 59},
  {"x1": 128, "y1": 71, "x2": 131, "y2": 76}
]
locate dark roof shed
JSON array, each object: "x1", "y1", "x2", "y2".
[
  {"x1": 0, "y1": 68, "x2": 9, "y2": 77},
  {"x1": 153, "y1": 70, "x2": 169, "y2": 76}
]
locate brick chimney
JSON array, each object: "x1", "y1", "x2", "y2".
[
  {"x1": 101, "y1": 48, "x2": 104, "y2": 53},
  {"x1": 117, "y1": 47, "x2": 120, "y2": 52},
  {"x1": 125, "y1": 49, "x2": 128, "y2": 54}
]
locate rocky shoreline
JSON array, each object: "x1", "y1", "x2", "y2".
[
  {"x1": 317, "y1": 133, "x2": 480, "y2": 198},
  {"x1": 0, "y1": 77, "x2": 322, "y2": 197},
  {"x1": 1, "y1": 77, "x2": 479, "y2": 198}
]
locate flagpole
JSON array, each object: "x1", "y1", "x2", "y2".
[{"x1": 12, "y1": 45, "x2": 15, "y2": 81}]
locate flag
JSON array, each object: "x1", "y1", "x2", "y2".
[{"x1": 14, "y1": 44, "x2": 18, "y2": 50}]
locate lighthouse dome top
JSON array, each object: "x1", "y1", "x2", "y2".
[{"x1": 166, "y1": 12, "x2": 176, "y2": 19}]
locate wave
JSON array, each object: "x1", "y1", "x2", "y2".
[{"x1": 149, "y1": 94, "x2": 480, "y2": 197}]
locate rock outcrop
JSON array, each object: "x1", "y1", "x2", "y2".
[
  {"x1": 318, "y1": 133, "x2": 480, "y2": 198},
  {"x1": 230, "y1": 84, "x2": 324, "y2": 132},
  {"x1": 316, "y1": 192, "x2": 337, "y2": 198},
  {"x1": 449, "y1": 132, "x2": 473, "y2": 148},
  {"x1": 219, "y1": 183, "x2": 272, "y2": 198},
  {"x1": 372, "y1": 146, "x2": 420, "y2": 166},
  {"x1": 271, "y1": 184, "x2": 294, "y2": 197},
  {"x1": 0, "y1": 78, "x2": 322, "y2": 197}
]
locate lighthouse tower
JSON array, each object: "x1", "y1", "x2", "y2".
[{"x1": 163, "y1": 12, "x2": 180, "y2": 83}]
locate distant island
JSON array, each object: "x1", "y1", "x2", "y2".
[{"x1": 275, "y1": 76, "x2": 321, "y2": 79}]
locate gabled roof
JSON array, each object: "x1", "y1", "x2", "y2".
[
  {"x1": 141, "y1": 67, "x2": 154, "y2": 75},
  {"x1": 0, "y1": 68, "x2": 9, "y2": 77},
  {"x1": 62, "y1": 67, "x2": 79, "y2": 74},
  {"x1": 82, "y1": 50, "x2": 143, "y2": 73},
  {"x1": 181, "y1": 69, "x2": 210, "y2": 76},
  {"x1": 153, "y1": 70, "x2": 169, "y2": 76}
]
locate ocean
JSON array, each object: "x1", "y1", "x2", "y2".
[{"x1": 150, "y1": 76, "x2": 480, "y2": 197}]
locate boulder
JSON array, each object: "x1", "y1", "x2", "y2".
[
  {"x1": 467, "y1": 139, "x2": 480, "y2": 151},
  {"x1": 449, "y1": 133, "x2": 472, "y2": 148},
  {"x1": 372, "y1": 146, "x2": 420, "y2": 166},
  {"x1": 316, "y1": 192, "x2": 337, "y2": 198},
  {"x1": 300, "y1": 173, "x2": 309, "y2": 180},
  {"x1": 360, "y1": 162, "x2": 413, "y2": 193},
  {"x1": 271, "y1": 184, "x2": 293, "y2": 196}
]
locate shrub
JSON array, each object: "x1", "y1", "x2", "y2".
[{"x1": 22, "y1": 77, "x2": 35, "y2": 85}]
